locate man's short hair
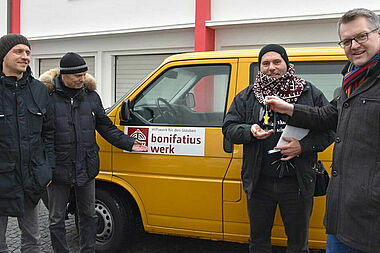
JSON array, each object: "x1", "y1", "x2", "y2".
[{"x1": 338, "y1": 8, "x2": 380, "y2": 36}]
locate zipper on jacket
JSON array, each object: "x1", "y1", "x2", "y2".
[
  {"x1": 70, "y1": 97, "x2": 77, "y2": 184},
  {"x1": 14, "y1": 86, "x2": 24, "y2": 184}
]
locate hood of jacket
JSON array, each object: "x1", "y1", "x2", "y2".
[{"x1": 39, "y1": 68, "x2": 96, "y2": 93}]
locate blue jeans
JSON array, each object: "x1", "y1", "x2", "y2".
[{"x1": 326, "y1": 234, "x2": 366, "y2": 253}]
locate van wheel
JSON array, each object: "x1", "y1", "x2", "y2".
[{"x1": 95, "y1": 188, "x2": 135, "y2": 253}]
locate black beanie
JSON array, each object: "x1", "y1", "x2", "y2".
[
  {"x1": 60, "y1": 52, "x2": 88, "y2": 74},
  {"x1": 0, "y1": 34, "x2": 31, "y2": 65},
  {"x1": 258, "y1": 44, "x2": 290, "y2": 70}
]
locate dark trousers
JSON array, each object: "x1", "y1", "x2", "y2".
[
  {"x1": 247, "y1": 176, "x2": 313, "y2": 253},
  {"x1": 47, "y1": 180, "x2": 97, "y2": 253},
  {"x1": 0, "y1": 198, "x2": 40, "y2": 253}
]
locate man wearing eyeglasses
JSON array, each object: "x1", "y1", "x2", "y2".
[{"x1": 266, "y1": 8, "x2": 380, "y2": 253}]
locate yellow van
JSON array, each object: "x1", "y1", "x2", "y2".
[{"x1": 94, "y1": 47, "x2": 347, "y2": 252}]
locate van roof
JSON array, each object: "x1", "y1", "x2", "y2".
[{"x1": 163, "y1": 47, "x2": 346, "y2": 63}]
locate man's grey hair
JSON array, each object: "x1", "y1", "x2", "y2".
[{"x1": 338, "y1": 8, "x2": 380, "y2": 37}]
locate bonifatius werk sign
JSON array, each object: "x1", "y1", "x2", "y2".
[{"x1": 125, "y1": 126, "x2": 205, "y2": 156}]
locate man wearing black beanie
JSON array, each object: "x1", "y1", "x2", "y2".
[
  {"x1": 0, "y1": 34, "x2": 55, "y2": 253},
  {"x1": 258, "y1": 44, "x2": 290, "y2": 70},
  {"x1": 39, "y1": 52, "x2": 147, "y2": 252},
  {"x1": 223, "y1": 44, "x2": 334, "y2": 253}
]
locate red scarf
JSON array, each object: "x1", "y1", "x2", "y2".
[{"x1": 253, "y1": 65, "x2": 306, "y2": 104}]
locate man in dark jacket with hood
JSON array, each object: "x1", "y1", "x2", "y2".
[
  {"x1": 0, "y1": 34, "x2": 55, "y2": 253},
  {"x1": 267, "y1": 8, "x2": 380, "y2": 253},
  {"x1": 223, "y1": 44, "x2": 334, "y2": 253},
  {"x1": 39, "y1": 52, "x2": 147, "y2": 253}
]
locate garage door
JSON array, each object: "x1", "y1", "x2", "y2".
[
  {"x1": 115, "y1": 54, "x2": 172, "y2": 102},
  {"x1": 39, "y1": 57, "x2": 95, "y2": 77}
]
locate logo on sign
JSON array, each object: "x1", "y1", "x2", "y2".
[
  {"x1": 126, "y1": 126, "x2": 205, "y2": 156},
  {"x1": 128, "y1": 127, "x2": 149, "y2": 146}
]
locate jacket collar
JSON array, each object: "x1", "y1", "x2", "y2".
[
  {"x1": 53, "y1": 75, "x2": 86, "y2": 99},
  {"x1": 39, "y1": 68, "x2": 97, "y2": 94},
  {"x1": 342, "y1": 58, "x2": 380, "y2": 101},
  {"x1": 0, "y1": 66, "x2": 32, "y2": 90}
]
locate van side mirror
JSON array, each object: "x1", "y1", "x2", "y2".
[
  {"x1": 185, "y1": 93, "x2": 195, "y2": 108},
  {"x1": 223, "y1": 137, "x2": 233, "y2": 153},
  {"x1": 120, "y1": 100, "x2": 131, "y2": 125}
]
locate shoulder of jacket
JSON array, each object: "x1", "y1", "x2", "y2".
[
  {"x1": 306, "y1": 81, "x2": 324, "y2": 97},
  {"x1": 236, "y1": 85, "x2": 254, "y2": 99},
  {"x1": 82, "y1": 90, "x2": 102, "y2": 108},
  {"x1": 29, "y1": 78, "x2": 49, "y2": 94},
  {"x1": 39, "y1": 68, "x2": 60, "y2": 93},
  {"x1": 84, "y1": 88, "x2": 100, "y2": 98}
]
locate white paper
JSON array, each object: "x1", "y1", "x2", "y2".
[{"x1": 267, "y1": 125, "x2": 310, "y2": 154}]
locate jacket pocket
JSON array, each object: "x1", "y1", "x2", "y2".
[
  {"x1": 0, "y1": 110, "x2": 13, "y2": 136},
  {"x1": 27, "y1": 107, "x2": 45, "y2": 134},
  {"x1": 24, "y1": 148, "x2": 52, "y2": 197},
  {"x1": 360, "y1": 97, "x2": 380, "y2": 104},
  {"x1": 0, "y1": 162, "x2": 19, "y2": 199},
  {"x1": 85, "y1": 146, "x2": 99, "y2": 179}
]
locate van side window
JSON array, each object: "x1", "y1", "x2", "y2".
[
  {"x1": 250, "y1": 61, "x2": 346, "y2": 101},
  {"x1": 131, "y1": 64, "x2": 231, "y2": 126}
]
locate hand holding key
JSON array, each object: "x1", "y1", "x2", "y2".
[{"x1": 251, "y1": 124, "x2": 274, "y2": 139}]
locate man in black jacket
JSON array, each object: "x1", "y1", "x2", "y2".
[
  {"x1": 39, "y1": 52, "x2": 147, "y2": 253},
  {"x1": 0, "y1": 34, "x2": 55, "y2": 253},
  {"x1": 223, "y1": 44, "x2": 334, "y2": 253},
  {"x1": 266, "y1": 8, "x2": 380, "y2": 253}
]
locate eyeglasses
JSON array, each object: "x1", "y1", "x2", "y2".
[{"x1": 338, "y1": 27, "x2": 379, "y2": 48}]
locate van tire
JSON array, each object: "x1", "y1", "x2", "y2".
[{"x1": 95, "y1": 188, "x2": 135, "y2": 253}]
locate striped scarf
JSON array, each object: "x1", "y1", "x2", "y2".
[{"x1": 342, "y1": 53, "x2": 380, "y2": 97}]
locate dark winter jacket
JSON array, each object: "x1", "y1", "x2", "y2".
[
  {"x1": 39, "y1": 69, "x2": 135, "y2": 186},
  {"x1": 222, "y1": 82, "x2": 334, "y2": 200},
  {"x1": 288, "y1": 59, "x2": 380, "y2": 252},
  {"x1": 0, "y1": 67, "x2": 54, "y2": 216}
]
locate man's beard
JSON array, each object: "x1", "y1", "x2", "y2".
[{"x1": 265, "y1": 69, "x2": 284, "y2": 77}]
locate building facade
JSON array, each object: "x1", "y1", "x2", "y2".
[{"x1": 1, "y1": 0, "x2": 380, "y2": 107}]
